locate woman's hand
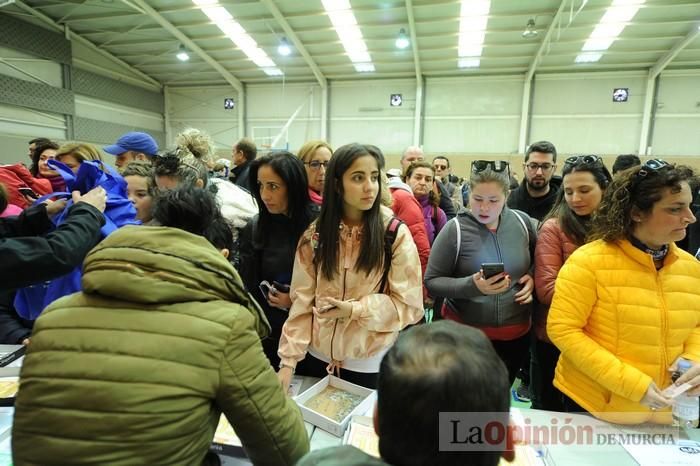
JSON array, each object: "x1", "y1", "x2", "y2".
[
  {"x1": 640, "y1": 382, "x2": 673, "y2": 410},
  {"x1": 671, "y1": 361, "x2": 700, "y2": 396},
  {"x1": 514, "y1": 274, "x2": 534, "y2": 304},
  {"x1": 313, "y1": 297, "x2": 353, "y2": 320},
  {"x1": 267, "y1": 289, "x2": 292, "y2": 310},
  {"x1": 44, "y1": 199, "x2": 67, "y2": 216},
  {"x1": 472, "y1": 271, "x2": 511, "y2": 295},
  {"x1": 277, "y1": 366, "x2": 294, "y2": 395}
]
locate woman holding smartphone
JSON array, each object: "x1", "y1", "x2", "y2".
[
  {"x1": 239, "y1": 152, "x2": 318, "y2": 368},
  {"x1": 425, "y1": 160, "x2": 536, "y2": 384},
  {"x1": 277, "y1": 143, "x2": 423, "y2": 389}
]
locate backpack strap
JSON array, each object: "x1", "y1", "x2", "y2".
[
  {"x1": 379, "y1": 216, "x2": 404, "y2": 293},
  {"x1": 512, "y1": 210, "x2": 529, "y2": 244},
  {"x1": 512, "y1": 209, "x2": 537, "y2": 261}
]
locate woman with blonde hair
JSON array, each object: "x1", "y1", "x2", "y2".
[
  {"x1": 55, "y1": 143, "x2": 103, "y2": 173},
  {"x1": 297, "y1": 140, "x2": 332, "y2": 206}
]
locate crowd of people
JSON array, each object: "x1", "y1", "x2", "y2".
[{"x1": 1, "y1": 131, "x2": 700, "y2": 465}]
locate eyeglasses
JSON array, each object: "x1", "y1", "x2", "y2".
[
  {"x1": 472, "y1": 160, "x2": 510, "y2": 173},
  {"x1": 525, "y1": 162, "x2": 554, "y2": 172},
  {"x1": 564, "y1": 155, "x2": 603, "y2": 166},
  {"x1": 306, "y1": 160, "x2": 329, "y2": 170},
  {"x1": 637, "y1": 159, "x2": 669, "y2": 178}
]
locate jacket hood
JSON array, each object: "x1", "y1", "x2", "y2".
[
  {"x1": 387, "y1": 177, "x2": 412, "y2": 193},
  {"x1": 82, "y1": 226, "x2": 269, "y2": 336}
]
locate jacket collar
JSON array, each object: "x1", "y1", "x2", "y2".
[{"x1": 618, "y1": 238, "x2": 680, "y2": 269}]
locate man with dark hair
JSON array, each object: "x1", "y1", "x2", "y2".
[
  {"x1": 507, "y1": 140, "x2": 560, "y2": 222},
  {"x1": 230, "y1": 137, "x2": 257, "y2": 190},
  {"x1": 297, "y1": 321, "x2": 514, "y2": 466},
  {"x1": 28, "y1": 137, "x2": 51, "y2": 161},
  {"x1": 611, "y1": 154, "x2": 641, "y2": 176}
]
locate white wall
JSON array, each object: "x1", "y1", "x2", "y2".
[
  {"x1": 424, "y1": 75, "x2": 523, "y2": 155},
  {"x1": 652, "y1": 72, "x2": 700, "y2": 157},
  {"x1": 329, "y1": 79, "x2": 415, "y2": 154},
  {"x1": 530, "y1": 71, "x2": 646, "y2": 156},
  {"x1": 166, "y1": 85, "x2": 241, "y2": 155}
]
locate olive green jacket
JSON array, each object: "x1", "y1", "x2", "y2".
[{"x1": 12, "y1": 226, "x2": 309, "y2": 465}]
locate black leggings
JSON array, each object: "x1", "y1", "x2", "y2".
[
  {"x1": 530, "y1": 339, "x2": 565, "y2": 411},
  {"x1": 490, "y1": 333, "x2": 531, "y2": 386},
  {"x1": 295, "y1": 354, "x2": 378, "y2": 389}
]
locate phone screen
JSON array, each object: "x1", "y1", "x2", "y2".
[{"x1": 481, "y1": 263, "x2": 505, "y2": 279}]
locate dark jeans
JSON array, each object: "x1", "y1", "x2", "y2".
[
  {"x1": 296, "y1": 354, "x2": 378, "y2": 389},
  {"x1": 491, "y1": 333, "x2": 531, "y2": 386},
  {"x1": 530, "y1": 339, "x2": 565, "y2": 411}
]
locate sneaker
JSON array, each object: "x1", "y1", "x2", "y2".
[{"x1": 514, "y1": 382, "x2": 531, "y2": 402}]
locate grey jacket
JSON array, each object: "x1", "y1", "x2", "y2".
[{"x1": 424, "y1": 208, "x2": 536, "y2": 327}]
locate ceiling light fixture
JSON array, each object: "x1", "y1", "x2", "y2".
[
  {"x1": 395, "y1": 28, "x2": 410, "y2": 49},
  {"x1": 278, "y1": 37, "x2": 292, "y2": 56},
  {"x1": 457, "y1": 0, "x2": 491, "y2": 69},
  {"x1": 575, "y1": 0, "x2": 645, "y2": 64},
  {"x1": 522, "y1": 18, "x2": 538, "y2": 39},
  {"x1": 322, "y1": 0, "x2": 375, "y2": 73},
  {"x1": 192, "y1": 0, "x2": 283, "y2": 76},
  {"x1": 176, "y1": 44, "x2": 190, "y2": 61}
]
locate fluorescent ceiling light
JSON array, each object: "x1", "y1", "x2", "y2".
[
  {"x1": 322, "y1": 0, "x2": 375, "y2": 73},
  {"x1": 575, "y1": 52, "x2": 603, "y2": 63},
  {"x1": 192, "y1": 1, "x2": 282, "y2": 77},
  {"x1": 458, "y1": 57, "x2": 480, "y2": 68},
  {"x1": 457, "y1": 0, "x2": 491, "y2": 69},
  {"x1": 575, "y1": 0, "x2": 644, "y2": 63}
]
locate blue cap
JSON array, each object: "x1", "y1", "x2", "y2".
[{"x1": 104, "y1": 132, "x2": 158, "y2": 157}]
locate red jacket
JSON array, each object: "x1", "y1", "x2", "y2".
[
  {"x1": 534, "y1": 218, "x2": 579, "y2": 342},
  {"x1": 389, "y1": 186, "x2": 430, "y2": 279},
  {"x1": 0, "y1": 164, "x2": 52, "y2": 209}
]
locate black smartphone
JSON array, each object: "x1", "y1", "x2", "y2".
[
  {"x1": 18, "y1": 187, "x2": 38, "y2": 199},
  {"x1": 481, "y1": 262, "x2": 505, "y2": 279},
  {"x1": 272, "y1": 281, "x2": 290, "y2": 293}
]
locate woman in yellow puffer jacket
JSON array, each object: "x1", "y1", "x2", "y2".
[{"x1": 547, "y1": 160, "x2": 700, "y2": 424}]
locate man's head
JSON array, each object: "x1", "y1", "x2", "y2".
[
  {"x1": 433, "y1": 156, "x2": 451, "y2": 182},
  {"x1": 28, "y1": 137, "x2": 52, "y2": 160},
  {"x1": 104, "y1": 132, "x2": 159, "y2": 169},
  {"x1": 523, "y1": 140, "x2": 557, "y2": 193},
  {"x1": 400, "y1": 146, "x2": 424, "y2": 171},
  {"x1": 612, "y1": 154, "x2": 641, "y2": 176},
  {"x1": 232, "y1": 138, "x2": 257, "y2": 167},
  {"x1": 376, "y1": 321, "x2": 511, "y2": 466}
]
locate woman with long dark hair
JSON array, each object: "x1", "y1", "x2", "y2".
[
  {"x1": 277, "y1": 143, "x2": 423, "y2": 389},
  {"x1": 239, "y1": 152, "x2": 318, "y2": 367},
  {"x1": 532, "y1": 155, "x2": 612, "y2": 411}
]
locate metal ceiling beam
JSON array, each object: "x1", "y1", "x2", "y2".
[
  {"x1": 639, "y1": 24, "x2": 700, "y2": 155},
  {"x1": 258, "y1": 0, "x2": 327, "y2": 139},
  {"x1": 127, "y1": 0, "x2": 245, "y2": 140},
  {"x1": 12, "y1": 0, "x2": 161, "y2": 90},
  {"x1": 405, "y1": 0, "x2": 423, "y2": 146},
  {"x1": 518, "y1": 0, "x2": 571, "y2": 154}
]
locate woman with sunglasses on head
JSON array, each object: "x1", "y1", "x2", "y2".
[
  {"x1": 239, "y1": 152, "x2": 319, "y2": 368},
  {"x1": 532, "y1": 155, "x2": 612, "y2": 411},
  {"x1": 425, "y1": 160, "x2": 537, "y2": 384},
  {"x1": 297, "y1": 140, "x2": 333, "y2": 206},
  {"x1": 277, "y1": 143, "x2": 423, "y2": 390},
  {"x1": 547, "y1": 160, "x2": 700, "y2": 424}
]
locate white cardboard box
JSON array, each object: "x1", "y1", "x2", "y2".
[{"x1": 294, "y1": 375, "x2": 376, "y2": 437}]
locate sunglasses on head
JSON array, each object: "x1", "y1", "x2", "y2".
[
  {"x1": 637, "y1": 159, "x2": 669, "y2": 178},
  {"x1": 472, "y1": 160, "x2": 510, "y2": 173},
  {"x1": 564, "y1": 155, "x2": 603, "y2": 166}
]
